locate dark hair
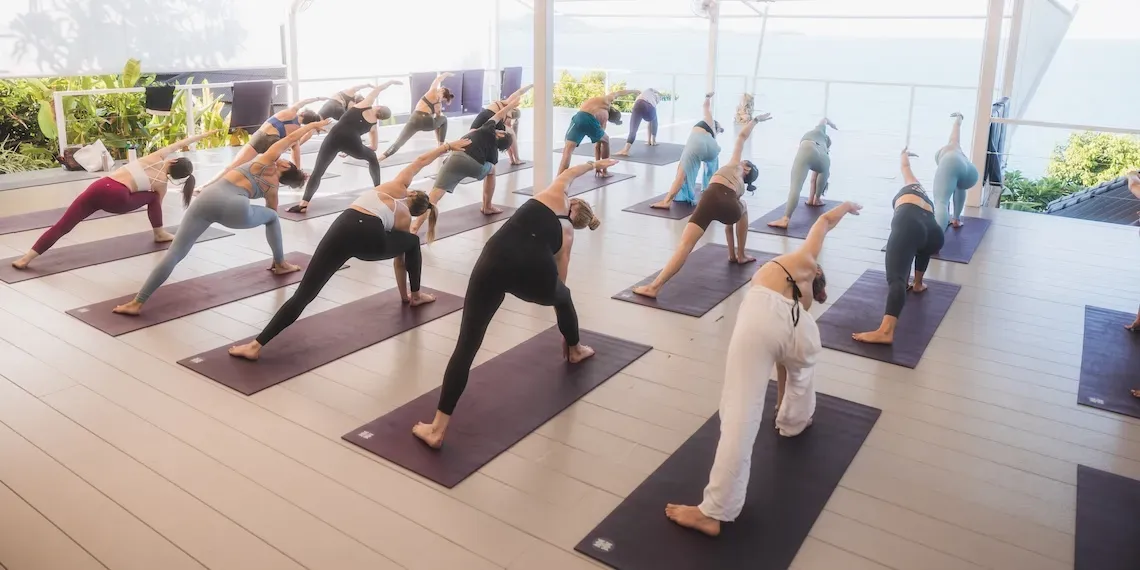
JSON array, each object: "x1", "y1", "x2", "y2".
[
  {"x1": 812, "y1": 265, "x2": 827, "y2": 304},
  {"x1": 298, "y1": 110, "x2": 320, "y2": 124},
  {"x1": 169, "y1": 158, "x2": 196, "y2": 207},
  {"x1": 742, "y1": 160, "x2": 758, "y2": 194},
  {"x1": 496, "y1": 131, "x2": 514, "y2": 152},
  {"x1": 607, "y1": 107, "x2": 622, "y2": 125},
  {"x1": 277, "y1": 163, "x2": 307, "y2": 188},
  {"x1": 440, "y1": 87, "x2": 454, "y2": 103},
  {"x1": 375, "y1": 105, "x2": 392, "y2": 121}
]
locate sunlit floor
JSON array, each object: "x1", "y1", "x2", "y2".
[{"x1": 0, "y1": 109, "x2": 1136, "y2": 570}]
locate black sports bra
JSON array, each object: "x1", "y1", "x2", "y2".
[
  {"x1": 893, "y1": 183, "x2": 934, "y2": 209},
  {"x1": 422, "y1": 96, "x2": 439, "y2": 114},
  {"x1": 770, "y1": 260, "x2": 803, "y2": 326}
]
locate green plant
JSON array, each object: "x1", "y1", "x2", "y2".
[
  {"x1": 999, "y1": 169, "x2": 1081, "y2": 212},
  {"x1": 0, "y1": 138, "x2": 57, "y2": 173},
  {"x1": 1046, "y1": 131, "x2": 1140, "y2": 188},
  {"x1": 519, "y1": 71, "x2": 676, "y2": 111}
]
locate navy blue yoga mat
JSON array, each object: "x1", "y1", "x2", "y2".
[
  {"x1": 1077, "y1": 306, "x2": 1140, "y2": 418},
  {"x1": 1076, "y1": 464, "x2": 1140, "y2": 570},
  {"x1": 749, "y1": 200, "x2": 841, "y2": 240},
  {"x1": 576, "y1": 381, "x2": 880, "y2": 570}
]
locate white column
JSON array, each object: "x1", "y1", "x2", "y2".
[
  {"x1": 284, "y1": 3, "x2": 301, "y2": 103},
  {"x1": 53, "y1": 92, "x2": 67, "y2": 153},
  {"x1": 967, "y1": 0, "x2": 1005, "y2": 207},
  {"x1": 705, "y1": 1, "x2": 720, "y2": 94},
  {"x1": 533, "y1": 0, "x2": 555, "y2": 188},
  {"x1": 1001, "y1": 0, "x2": 1025, "y2": 99},
  {"x1": 489, "y1": 0, "x2": 500, "y2": 100},
  {"x1": 750, "y1": 3, "x2": 770, "y2": 93}
]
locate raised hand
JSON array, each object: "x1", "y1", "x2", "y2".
[{"x1": 753, "y1": 113, "x2": 773, "y2": 123}]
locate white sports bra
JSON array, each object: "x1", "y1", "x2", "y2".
[
  {"x1": 124, "y1": 160, "x2": 160, "y2": 192},
  {"x1": 351, "y1": 190, "x2": 396, "y2": 229}
]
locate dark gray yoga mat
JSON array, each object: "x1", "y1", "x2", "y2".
[
  {"x1": 748, "y1": 200, "x2": 841, "y2": 240},
  {"x1": 279, "y1": 187, "x2": 366, "y2": 222},
  {"x1": 576, "y1": 381, "x2": 880, "y2": 570},
  {"x1": 514, "y1": 172, "x2": 635, "y2": 197},
  {"x1": 876, "y1": 217, "x2": 991, "y2": 264},
  {"x1": 0, "y1": 226, "x2": 233, "y2": 284},
  {"x1": 65, "y1": 252, "x2": 313, "y2": 336},
  {"x1": 0, "y1": 166, "x2": 109, "y2": 192},
  {"x1": 622, "y1": 192, "x2": 698, "y2": 220},
  {"x1": 0, "y1": 206, "x2": 141, "y2": 236},
  {"x1": 345, "y1": 148, "x2": 430, "y2": 169},
  {"x1": 1077, "y1": 306, "x2": 1140, "y2": 418},
  {"x1": 571, "y1": 141, "x2": 686, "y2": 166},
  {"x1": 613, "y1": 244, "x2": 775, "y2": 317},
  {"x1": 817, "y1": 269, "x2": 960, "y2": 368},
  {"x1": 342, "y1": 326, "x2": 652, "y2": 488},
  {"x1": 1076, "y1": 464, "x2": 1140, "y2": 570},
  {"x1": 417, "y1": 203, "x2": 515, "y2": 244},
  {"x1": 427, "y1": 160, "x2": 533, "y2": 184},
  {"x1": 178, "y1": 288, "x2": 463, "y2": 395}
]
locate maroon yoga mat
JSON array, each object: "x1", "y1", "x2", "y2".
[
  {"x1": 66, "y1": 252, "x2": 313, "y2": 336},
  {"x1": 178, "y1": 287, "x2": 462, "y2": 395},
  {"x1": 427, "y1": 160, "x2": 533, "y2": 184},
  {"x1": 613, "y1": 244, "x2": 775, "y2": 317},
  {"x1": 571, "y1": 141, "x2": 687, "y2": 166},
  {"x1": 576, "y1": 381, "x2": 880, "y2": 570},
  {"x1": 0, "y1": 206, "x2": 142, "y2": 236},
  {"x1": 0, "y1": 226, "x2": 233, "y2": 284},
  {"x1": 416, "y1": 203, "x2": 515, "y2": 244},
  {"x1": 514, "y1": 172, "x2": 635, "y2": 197},
  {"x1": 1077, "y1": 306, "x2": 1140, "y2": 418},
  {"x1": 816, "y1": 269, "x2": 960, "y2": 368},
  {"x1": 622, "y1": 192, "x2": 698, "y2": 220},
  {"x1": 343, "y1": 326, "x2": 652, "y2": 488},
  {"x1": 748, "y1": 200, "x2": 841, "y2": 240},
  {"x1": 1076, "y1": 464, "x2": 1140, "y2": 570}
]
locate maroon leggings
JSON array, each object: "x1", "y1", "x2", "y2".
[{"x1": 32, "y1": 177, "x2": 163, "y2": 254}]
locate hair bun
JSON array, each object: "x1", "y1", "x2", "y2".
[{"x1": 587, "y1": 216, "x2": 601, "y2": 231}]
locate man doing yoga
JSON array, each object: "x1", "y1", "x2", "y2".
[{"x1": 559, "y1": 88, "x2": 639, "y2": 178}]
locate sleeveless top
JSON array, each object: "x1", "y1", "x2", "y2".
[
  {"x1": 124, "y1": 160, "x2": 160, "y2": 192},
  {"x1": 235, "y1": 163, "x2": 274, "y2": 199},
  {"x1": 266, "y1": 115, "x2": 298, "y2": 138},
  {"x1": 893, "y1": 183, "x2": 934, "y2": 209},
  {"x1": 350, "y1": 190, "x2": 396, "y2": 229},
  {"x1": 713, "y1": 162, "x2": 745, "y2": 195}
]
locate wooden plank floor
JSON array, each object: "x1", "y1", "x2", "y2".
[{"x1": 0, "y1": 111, "x2": 1135, "y2": 570}]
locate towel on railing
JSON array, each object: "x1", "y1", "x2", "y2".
[
  {"x1": 230, "y1": 80, "x2": 275, "y2": 133},
  {"x1": 145, "y1": 85, "x2": 176, "y2": 115}
]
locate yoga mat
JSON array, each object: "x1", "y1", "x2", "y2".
[
  {"x1": 65, "y1": 252, "x2": 313, "y2": 336},
  {"x1": 1076, "y1": 464, "x2": 1140, "y2": 570},
  {"x1": 345, "y1": 149, "x2": 429, "y2": 169},
  {"x1": 816, "y1": 269, "x2": 960, "y2": 368},
  {"x1": 1076, "y1": 306, "x2": 1140, "y2": 418},
  {"x1": 427, "y1": 160, "x2": 533, "y2": 184},
  {"x1": 576, "y1": 381, "x2": 880, "y2": 570},
  {"x1": 279, "y1": 188, "x2": 366, "y2": 222},
  {"x1": 342, "y1": 326, "x2": 652, "y2": 488},
  {"x1": 514, "y1": 172, "x2": 635, "y2": 197},
  {"x1": 0, "y1": 226, "x2": 233, "y2": 284},
  {"x1": 571, "y1": 141, "x2": 686, "y2": 166},
  {"x1": 877, "y1": 216, "x2": 992, "y2": 264},
  {"x1": 621, "y1": 192, "x2": 698, "y2": 220},
  {"x1": 613, "y1": 244, "x2": 775, "y2": 317},
  {"x1": 748, "y1": 200, "x2": 841, "y2": 239},
  {"x1": 0, "y1": 166, "x2": 107, "y2": 193},
  {"x1": 418, "y1": 203, "x2": 515, "y2": 244},
  {"x1": 0, "y1": 206, "x2": 141, "y2": 236},
  {"x1": 178, "y1": 288, "x2": 462, "y2": 395}
]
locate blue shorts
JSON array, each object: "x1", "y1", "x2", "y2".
[{"x1": 565, "y1": 111, "x2": 607, "y2": 146}]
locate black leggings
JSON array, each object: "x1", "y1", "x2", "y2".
[
  {"x1": 437, "y1": 234, "x2": 579, "y2": 415},
  {"x1": 303, "y1": 133, "x2": 380, "y2": 203},
  {"x1": 255, "y1": 209, "x2": 421, "y2": 346},
  {"x1": 383, "y1": 111, "x2": 447, "y2": 157},
  {"x1": 884, "y1": 204, "x2": 944, "y2": 317}
]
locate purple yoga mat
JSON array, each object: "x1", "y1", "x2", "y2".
[
  {"x1": 1076, "y1": 464, "x2": 1140, "y2": 570},
  {"x1": 178, "y1": 288, "x2": 463, "y2": 395},
  {"x1": 279, "y1": 188, "x2": 367, "y2": 222},
  {"x1": 427, "y1": 160, "x2": 533, "y2": 184},
  {"x1": 1077, "y1": 306, "x2": 1140, "y2": 418},
  {"x1": 877, "y1": 216, "x2": 991, "y2": 264},
  {"x1": 66, "y1": 252, "x2": 313, "y2": 336},
  {"x1": 346, "y1": 149, "x2": 428, "y2": 169},
  {"x1": 576, "y1": 381, "x2": 880, "y2": 570},
  {"x1": 748, "y1": 200, "x2": 841, "y2": 239},
  {"x1": 613, "y1": 244, "x2": 775, "y2": 317},
  {"x1": 416, "y1": 203, "x2": 515, "y2": 244},
  {"x1": 514, "y1": 172, "x2": 635, "y2": 197},
  {"x1": 622, "y1": 193, "x2": 698, "y2": 220},
  {"x1": 0, "y1": 206, "x2": 142, "y2": 236},
  {"x1": 571, "y1": 141, "x2": 687, "y2": 166},
  {"x1": 0, "y1": 226, "x2": 233, "y2": 284},
  {"x1": 816, "y1": 269, "x2": 960, "y2": 368},
  {"x1": 343, "y1": 326, "x2": 652, "y2": 488}
]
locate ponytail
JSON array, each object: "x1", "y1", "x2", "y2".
[
  {"x1": 181, "y1": 174, "x2": 196, "y2": 207},
  {"x1": 407, "y1": 190, "x2": 438, "y2": 243},
  {"x1": 426, "y1": 202, "x2": 438, "y2": 244}
]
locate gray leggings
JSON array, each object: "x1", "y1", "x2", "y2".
[
  {"x1": 135, "y1": 180, "x2": 284, "y2": 303},
  {"x1": 784, "y1": 140, "x2": 831, "y2": 219},
  {"x1": 383, "y1": 111, "x2": 447, "y2": 157},
  {"x1": 434, "y1": 151, "x2": 492, "y2": 192}
]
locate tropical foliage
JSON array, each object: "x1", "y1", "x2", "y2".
[
  {"x1": 1000, "y1": 132, "x2": 1140, "y2": 212},
  {"x1": 999, "y1": 170, "x2": 1080, "y2": 212},
  {"x1": 519, "y1": 70, "x2": 676, "y2": 112}
]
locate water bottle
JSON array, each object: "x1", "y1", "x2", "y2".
[{"x1": 126, "y1": 144, "x2": 137, "y2": 163}]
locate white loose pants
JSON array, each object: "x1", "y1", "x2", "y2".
[{"x1": 698, "y1": 284, "x2": 821, "y2": 522}]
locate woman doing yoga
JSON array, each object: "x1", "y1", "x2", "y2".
[
  {"x1": 318, "y1": 84, "x2": 373, "y2": 121},
  {"x1": 615, "y1": 87, "x2": 662, "y2": 156},
  {"x1": 382, "y1": 72, "x2": 456, "y2": 160},
  {"x1": 411, "y1": 160, "x2": 610, "y2": 449},
  {"x1": 651, "y1": 93, "x2": 736, "y2": 209},
  {"x1": 932, "y1": 112, "x2": 980, "y2": 229},
  {"x1": 766, "y1": 119, "x2": 837, "y2": 229},
  {"x1": 10, "y1": 131, "x2": 215, "y2": 270},
  {"x1": 559, "y1": 89, "x2": 639, "y2": 178},
  {"x1": 470, "y1": 83, "x2": 532, "y2": 166},
  {"x1": 204, "y1": 97, "x2": 327, "y2": 188},
  {"x1": 291, "y1": 81, "x2": 401, "y2": 214},
  {"x1": 666, "y1": 200, "x2": 861, "y2": 537},
  {"x1": 633, "y1": 116, "x2": 768, "y2": 299},
  {"x1": 111, "y1": 120, "x2": 329, "y2": 316},
  {"x1": 226, "y1": 143, "x2": 457, "y2": 362},
  {"x1": 852, "y1": 149, "x2": 944, "y2": 345}
]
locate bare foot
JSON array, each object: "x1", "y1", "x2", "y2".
[
  {"x1": 909, "y1": 282, "x2": 928, "y2": 293},
  {"x1": 11, "y1": 256, "x2": 33, "y2": 270},
  {"x1": 510, "y1": 160, "x2": 525, "y2": 166},
  {"x1": 647, "y1": 140, "x2": 658, "y2": 146},
  {"x1": 950, "y1": 219, "x2": 963, "y2": 229},
  {"x1": 595, "y1": 169, "x2": 613, "y2": 178},
  {"x1": 112, "y1": 300, "x2": 143, "y2": 316},
  {"x1": 481, "y1": 205, "x2": 504, "y2": 215},
  {"x1": 805, "y1": 198, "x2": 824, "y2": 207},
  {"x1": 271, "y1": 261, "x2": 302, "y2": 275},
  {"x1": 614, "y1": 150, "x2": 630, "y2": 157},
  {"x1": 665, "y1": 504, "x2": 721, "y2": 537},
  {"x1": 852, "y1": 329, "x2": 894, "y2": 344},
  {"x1": 567, "y1": 344, "x2": 595, "y2": 364},
  {"x1": 227, "y1": 341, "x2": 261, "y2": 361},
  {"x1": 153, "y1": 230, "x2": 175, "y2": 243},
  {"x1": 412, "y1": 422, "x2": 444, "y2": 449},
  {"x1": 1125, "y1": 319, "x2": 1140, "y2": 332},
  {"x1": 632, "y1": 285, "x2": 658, "y2": 298},
  {"x1": 767, "y1": 217, "x2": 789, "y2": 229},
  {"x1": 730, "y1": 254, "x2": 757, "y2": 265},
  {"x1": 405, "y1": 292, "x2": 436, "y2": 307},
  {"x1": 1131, "y1": 389, "x2": 1140, "y2": 399},
  {"x1": 649, "y1": 200, "x2": 672, "y2": 210}
]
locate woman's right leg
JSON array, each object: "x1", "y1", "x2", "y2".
[
  {"x1": 932, "y1": 161, "x2": 955, "y2": 229},
  {"x1": 617, "y1": 105, "x2": 645, "y2": 154},
  {"x1": 632, "y1": 222, "x2": 705, "y2": 297},
  {"x1": 25, "y1": 179, "x2": 108, "y2": 257},
  {"x1": 298, "y1": 138, "x2": 341, "y2": 206},
  {"x1": 340, "y1": 139, "x2": 382, "y2": 186},
  {"x1": 383, "y1": 113, "x2": 432, "y2": 158},
  {"x1": 769, "y1": 143, "x2": 814, "y2": 228},
  {"x1": 433, "y1": 115, "x2": 448, "y2": 145},
  {"x1": 853, "y1": 216, "x2": 919, "y2": 344},
  {"x1": 117, "y1": 207, "x2": 214, "y2": 312}
]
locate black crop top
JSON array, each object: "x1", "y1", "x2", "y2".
[
  {"x1": 331, "y1": 106, "x2": 374, "y2": 137},
  {"x1": 893, "y1": 183, "x2": 934, "y2": 209}
]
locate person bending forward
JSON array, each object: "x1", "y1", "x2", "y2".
[{"x1": 558, "y1": 89, "x2": 639, "y2": 178}]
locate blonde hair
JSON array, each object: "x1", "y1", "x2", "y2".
[
  {"x1": 568, "y1": 198, "x2": 600, "y2": 230},
  {"x1": 408, "y1": 191, "x2": 438, "y2": 243}
]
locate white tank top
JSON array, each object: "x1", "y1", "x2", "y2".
[
  {"x1": 125, "y1": 160, "x2": 155, "y2": 192},
  {"x1": 351, "y1": 190, "x2": 396, "y2": 229}
]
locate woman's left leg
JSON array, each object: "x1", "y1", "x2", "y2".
[{"x1": 632, "y1": 222, "x2": 706, "y2": 298}]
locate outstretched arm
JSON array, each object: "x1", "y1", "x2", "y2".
[
  {"x1": 729, "y1": 114, "x2": 770, "y2": 164},
  {"x1": 488, "y1": 99, "x2": 521, "y2": 124},
  {"x1": 357, "y1": 80, "x2": 402, "y2": 108},
  {"x1": 257, "y1": 120, "x2": 330, "y2": 163},
  {"x1": 338, "y1": 84, "x2": 372, "y2": 98},
  {"x1": 801, "y1": 201, "x2": 861, "y2": 259},
  {"x1": 900, "y1": 148, "x2": 920, "y2": 186},
  {"x1": 606, "y1": 89, "x2": 640, "y2": 103},
  {"x1": 287, "y1": 96, "x2": 327, "y2": 113},
  {"x1": 702, "y1": 93, "x2": 715, "y2": 127},
  {"x1": 392, "y1": 139, "x2": 472, "y2": 188},
  {"x1": 544, "y1": 159, "x2": 618, "y2": 198},
  {"x1": 150, "y1": 130, "x2": 217, "y2": 159},
  {"x1": 504, "y1": 84, "x2": 534, "y2": 106},
  {"x1": 429, "y1": 72, "x2": 454, "y2": 93}
]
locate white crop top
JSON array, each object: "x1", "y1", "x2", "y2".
[
  {"x1": 125, "y1": 160, "x2": 158, "y2": 192},
  {"x1": 351, "y1": 190, "x2": 396, "y2": 229}
]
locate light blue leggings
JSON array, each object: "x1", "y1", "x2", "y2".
[
  {"x1": 676, "y1": 129, "x2": 720, "y2": 204},
  {"x1": 784, "y1": 140, "x2": 831, "y2": 219},
  {"x1": 135, "y1": 180, "x2": 284, "y2": 303},
  {"x1": 932, "y1": 147, "x2": 979, "y2": 229}
]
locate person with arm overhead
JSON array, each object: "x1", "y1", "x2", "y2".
[
  {"x1": 204, "y1": 97, "x2": 328, "y2": 189},
  {"x1": 470, "y1": 83, "x2": 533, "y2": 166},
  {"x1": 615, "y1": 87, "x2": 662, "y2": 156},
  {"x1": 410, "y1": 159, "x2": 611, "y2": 450},
  {"x1": 766, "y1": 118, "x2": 837, "y2": 229},
  {"x1": 651, "y1": 92, "x2": 728, "y2": 209},
  {"x1": 558, "y1": 88, "x2": 640, "y2": 178},
  {"x1": 381, "y1": 72, "x2": 456, "y2": 160},
  {"x1": 633, "y1": 114, "x2": 771, "y2": 299},
  {"x1": 318, "y1": 83, "x2": 374, "y2": 121},
  {"x1": 932, "y1": 112, "x2": 980, "y2": 229}
]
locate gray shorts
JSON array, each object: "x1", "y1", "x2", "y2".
[
  {"x1": 434, "y1": 151, "x2": 493, "y2": 192},
  {"x1": 249, "y1": 129, "x2": 281, "y2": 154}
]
